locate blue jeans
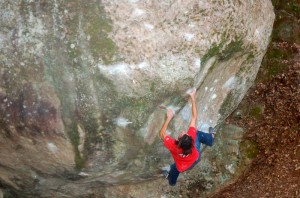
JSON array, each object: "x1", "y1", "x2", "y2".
[{"x1": 167, "y1": 131, "x2": 214, "y2": 186}]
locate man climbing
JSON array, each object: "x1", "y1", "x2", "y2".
[{"x1": 159, "y1": 88, "x2": 215, "y2": 186}]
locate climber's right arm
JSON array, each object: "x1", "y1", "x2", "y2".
[{"x1": 159, "y1": 109, "x2": 174, "y2": 140}]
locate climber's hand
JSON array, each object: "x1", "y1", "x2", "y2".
[{"x1": 167, "y1": 109, "x2": 174, "y2": 120}]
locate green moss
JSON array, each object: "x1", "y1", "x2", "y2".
[
  {"x1": 74, "y1": 149, "x2": 85, "y2": 170},
  {"x1": 66, "y1": 122, "x2": 85, "y2": 170},
  {"x1": 268, "y1": 45, "x2": 290, "y2": 59},
  {"x1": 201, "y1": 37, "x2": 244, "y2": 66},
  {"x1": 83, "y1": 2, "x2": 118, "y2": 65},
  {"x1": 249, "y1": 105, "x2": 263, "y2": 119},
  {"x1": 268, "y1": 62, "x2": 286, "y2": 76},
  {"x1": 201, "y1": 43, "x2": 223, "y2": 66},
  {"x1": 150, "y1": 82, "x2": 156, "y2": 92},
  {"x1": 240, "y1": 140, "x2": 260, "y2": 159},
  {"x1": 82, "y1": 116, "x2": 102, "y2": 154},
  {"x1": 64, "y1": 1, "x2": 119, "y2": 65},
  {"x1": 257, "y1": 0, "x2": 300, "y2": 83},
  {"x1": 247, "y1": 52, "x2": 255, "y2": 62},
  {"x1": 219, "y1": 39, "x2": 244, "y2": 61}
]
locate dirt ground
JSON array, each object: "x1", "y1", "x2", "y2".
[{"x1": 208, "y1": 42, "x2": 300, "y2": 198}]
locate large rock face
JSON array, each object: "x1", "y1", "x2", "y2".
[{"x1": 0, "y1": 0, "x2": 274, "y2": 197}]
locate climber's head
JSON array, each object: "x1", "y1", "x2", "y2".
[{"x1": 176, "y1": 132, "x2": 193, "y2": 155}]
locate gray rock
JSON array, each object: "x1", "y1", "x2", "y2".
[
  {"x1": 0, "y1": 0, "x2": 274, "y2": 197},
  {"x1": 220, "y1": 124, "x2": 245, "y2": 140}
]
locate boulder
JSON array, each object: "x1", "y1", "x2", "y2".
[{"x1": 0, "y1": 0, "x2": 274, "y2": 196}]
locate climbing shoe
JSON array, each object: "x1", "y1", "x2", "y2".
[
  {"x1": 209, "y1": 127, "x2": 215, "y2": 134},
  {"x1": 162, "y1": 170, "x2": 169, "y2": 179}
]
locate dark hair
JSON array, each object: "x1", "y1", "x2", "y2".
[{"x1": 175, "y1": 134, "x2": 193, "y2": 155}]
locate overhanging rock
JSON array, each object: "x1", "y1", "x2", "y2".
[{"x1": 0, "y1": 0, "x2": 274, "y2": 197}]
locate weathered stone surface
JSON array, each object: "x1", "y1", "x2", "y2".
[
  {"x1": 0, "y1": 0, "x2": 274, "y2": 197},
  {"x1": 219, "y1": 124, "x2": 245, "y2": 140}
]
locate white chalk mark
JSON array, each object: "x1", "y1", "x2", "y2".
[
  {"x1": 223, "y1": 76, "x2": 236, "y2": 89},
  {"x1": 144, "y1": 23, "x2": 154, "y2": 30},
  {"x1": 128, "y1": 0, "x2": 140, "y2": 3},
  {"x1": 199, "y1": 123, "x2": 210, "y2": 133},
  {"x1": 47, "y1": 142, "x2": 58, "y2": 153},
  {"x1": 98, "y1": 63, "x2": 129, "y2": 75},
  {"x1": 138, "y1": 61, "x2": 149, "y2": 69},
  {"x1": 184, "y1": 33, "x2": 194, "y2": 41},
  {"x1": 114, "y1": 117, "x2": 133, "y2": 128},
  {"x1": 132, "y1": 8, "x2": 145, "y2": 17},
  {"x1": 194, "y1": 58, "x2": 201, "y2": 69},
  {"x1": 78, "y1": 172, "x2": 89, "y2": 177},
  {"x1": 226, "y1": 164, "x2": 235, "y2": 174}
]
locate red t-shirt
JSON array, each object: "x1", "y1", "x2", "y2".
[{"x1": 164, "y1": 127, "x2": 199, "y2": 172}]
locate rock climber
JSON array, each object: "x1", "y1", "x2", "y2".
[{"x1": 159, "y1": 88, "x2": 215, "y2": 186}]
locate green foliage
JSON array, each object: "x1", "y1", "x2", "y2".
[
  {"x1": 272, "y1": 0, "x2": 300, "y2": 17},
  {"x1": 289, "y1": 1, "x2": 300, "y2": 14},
  {"x1": 271, "y1": 0, "x2": 300, "y2": 43},
  {"x1": 261, "y1": 45, "x2": 292, "y2": 78}
]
